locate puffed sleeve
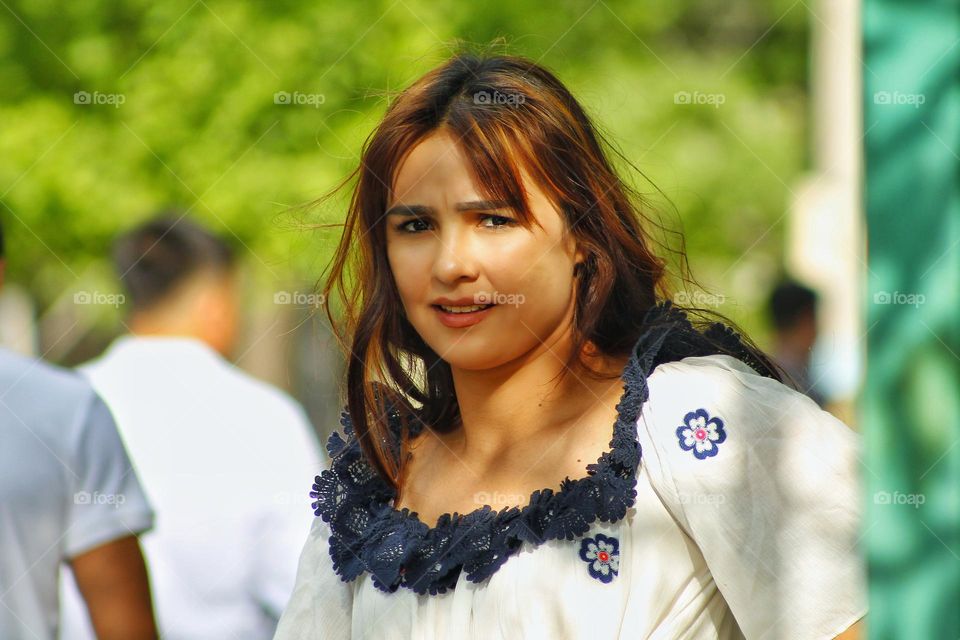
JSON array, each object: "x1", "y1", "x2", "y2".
[
  {"x1": 274, "y1": 516, "x2": 353, "y2": 639},
  {"x1": 637, "y1": 354, "x2": 867, "y2": 640}
]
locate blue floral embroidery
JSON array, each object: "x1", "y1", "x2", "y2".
[
  {"x1": 676, "y1": 408, "x2": 726, "y2": 459},
  {"x1": 578, "y1": 533, "x2": 620, "y2": 583}
]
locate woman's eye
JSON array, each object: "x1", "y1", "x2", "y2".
[
  {"x1": 394, "y1": 214, "x2": 515, "y2": 234},
  {"x1": 396, "y1": 218, "x2": 431, "y2": 233},
  {"x1": 481, "y1": 214, "x2": 515, "y2": 228}
]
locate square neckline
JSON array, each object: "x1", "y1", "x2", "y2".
[
  {"x1": 310, "y1": 300, "x2": 698, "y2": 594},
  {"x1": 388, "y1": 362, "x2": 637, "y2": 529}
]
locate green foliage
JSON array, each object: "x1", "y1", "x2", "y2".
[{"x1": 0, "y1": 0, "x2": 808, "y2": 339}]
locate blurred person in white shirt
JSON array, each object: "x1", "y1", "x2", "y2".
[{"x1": 58, "y1": 214, "x2": 325, "y2": 639}]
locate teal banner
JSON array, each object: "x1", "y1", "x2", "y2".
[{"x1": 863, "y1": 1, "x2": 960, "y2": 638}]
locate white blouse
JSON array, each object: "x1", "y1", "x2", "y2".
[{"x1": 275, "y1": 354, "x2": 867, "y2": 639}]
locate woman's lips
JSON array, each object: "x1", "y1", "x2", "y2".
[{"x1": 432, "y1": 304, "x2": 496, "y2": 328}]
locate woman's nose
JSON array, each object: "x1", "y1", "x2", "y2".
[{"x1": 431, "y1": 228, "x2": 479, "y2": 284}]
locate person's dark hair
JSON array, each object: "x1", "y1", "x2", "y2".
[
  {"x1": 313, "y1": 49, "x2": 784, "y2": 488},
  {"x1": 768, "y1": 280, "x2": 818, "y2": 331},
  {"x1": 113, "y1": 213, "x2": 235, "y2": 311}
]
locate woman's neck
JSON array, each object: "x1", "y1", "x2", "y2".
[{"x1": 443, "y1": 335, "x2": 630, "y2": 465}]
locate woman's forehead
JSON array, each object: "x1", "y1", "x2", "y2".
[
  {"x1": 389, "y1": 131, "x2": 477, "y2": 202},
  {"x1": 388, "y1": 133, "x2": 539, "y2": 209}
]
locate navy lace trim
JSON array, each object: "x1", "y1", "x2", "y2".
[{"x1": 309, "y1": 299, "x2": 766, "y2": 595}]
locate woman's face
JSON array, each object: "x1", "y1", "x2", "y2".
[{"x1": 385, "y1": 129, "x2": 584, "y2": 371}]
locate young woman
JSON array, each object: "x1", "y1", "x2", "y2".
[{"x1": 275, "y1": 53, "x2": 867, "y2": 639}]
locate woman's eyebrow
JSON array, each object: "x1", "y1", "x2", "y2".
[
  {"x1": 454, "y1": 200, "x2": 509, "y2": 212},
  {"x1": 384, "y1": 200, "x2": 508, "y2": 217},
  {"x1": 385, "y1": 204, "x2": 431, "y2": 217}
]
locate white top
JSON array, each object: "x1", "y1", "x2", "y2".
[
  {"x1": 58, "y1": 336, "x2": 326, "y2": 640},
  {"x1": 275, "y1": 354, "x2": 868, "y2": 639},
  {"x1": 0, "y1": 348, "x2": 154, "y2": 640}
]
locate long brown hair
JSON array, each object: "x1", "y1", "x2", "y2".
[{"x1": 314, "y1": 49, "x2": 784, "y2": 490}]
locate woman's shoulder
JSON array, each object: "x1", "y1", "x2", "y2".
[
  {"x1": 643, "y1": 351, "x2": 829, "y2": 423},
  {"x1": 649, "y1": 351, "x2": 766, "y2": 382},
  {"x1": 646, "y1": 350, "x2": 847, "y2": 421},
  {"x1": 636, "y1": 352, "x2": 861, "y2": 516}
]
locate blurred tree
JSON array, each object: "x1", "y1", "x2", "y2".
[{"x1": 0, "y1": 0, "x2": 808, "y2": 355}]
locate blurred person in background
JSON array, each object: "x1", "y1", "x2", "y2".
[
  {"x1": 58, "y1": 214, "x2": 325, "y2": 639},
  {"x1": 767, "y1": 279, "x2": 826, "y2": 407},
  {"x1": 0, "y1": 217, "x2": 158, "y2": 639}
]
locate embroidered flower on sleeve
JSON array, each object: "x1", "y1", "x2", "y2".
[
  {"x1": 676, "y1": 408, "x2": 727, "y2": 459},
  {"x1": 578, "y1": 533, "x2": 620, "y2": 583}
]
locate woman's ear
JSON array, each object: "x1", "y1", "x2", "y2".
[
  {"x1": 572, "y1": 245, "x2": 587, "y2": 276},
  {"x1": 573, "y1": 247, "x2": 590, "y2": 276}
]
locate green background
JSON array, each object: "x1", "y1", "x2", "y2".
[{"x1": 0, "y1": 0, "x2": 809, "y2": 362}]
